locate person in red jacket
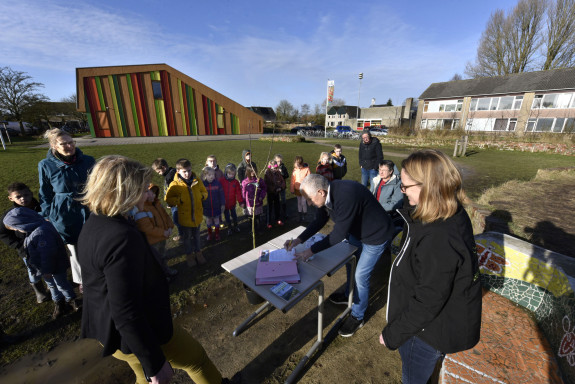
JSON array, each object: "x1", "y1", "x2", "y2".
[{"x1": 220, "y1": 163, "x2": 244, "y2": 235}]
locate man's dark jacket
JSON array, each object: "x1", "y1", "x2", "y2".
[
  {"x1": 298, "y1": 180, "x2": 394, "y2": 253},
  {"x1": 382, "y1": 206, "x2": 482, "y2": 353},
  {"x1": 358, "y1": 136, "x2": 383, "y2": 171}
]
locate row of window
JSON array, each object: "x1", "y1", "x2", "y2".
[
  {"x1": 469, "y1": 96, "x2": 524, "y2": 111},
  {"x1": 423, "y1": 99, "x2": 463, "y2": 113},
  {"x1": 421, "y1": 117, "x2": 575, "y2": 133},
  {"x1": 532, "y1": 93, "x2": 575, "y2": 109}
]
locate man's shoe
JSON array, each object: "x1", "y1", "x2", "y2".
[
  {"x1": 68, "y1": 298, "x2": 82, "y2": 312},
  {"x1": 338, "y1": 315, "x2": 364, "y2": 337},
  {"x1": 329, "y1": 292, "x2": 349, "y2": 305},
  {"x1": 53, "y1": 300, "x2": 67, "y2": 319},
  {"x1": 31, "y1": 282, "x2": 49, "y2": 303},
  {"x1": 196, "y1": 252, "x2": 207, "y2": 265}
]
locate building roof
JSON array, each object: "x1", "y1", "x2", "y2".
[
  {"x1": 419, "y1": 67, "x2": 575, "y2": 100},
  {"x1": 327, "y1": 105, "x2": 358, "y2": 117},
  {"x1": 248, "y1": 106, "x2": 276, "y2": 121}
]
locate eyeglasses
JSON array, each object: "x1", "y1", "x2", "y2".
[{"x1": 400, "y1": 183, "x2": 421, "y2": 192}]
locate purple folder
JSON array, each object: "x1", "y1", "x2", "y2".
[{"x1": 255, "y1": 258, "x2": 300, "y2": 285}]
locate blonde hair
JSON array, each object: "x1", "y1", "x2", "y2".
[
  {"x1": 401, "y1": 150, "x2": 468, "y2": 223},
  {"x1": 43, "y1": 128, "x2": 71, "y2": 148},
  {"x1": 201, "y1": 166, "x2": 215, "y2": 181},
  {"x1": 80, "y1": 155, "x2": 152, "y2": 217},
  {"x1": 318, "y1": 152, "x2": 331, "y2": 164}
]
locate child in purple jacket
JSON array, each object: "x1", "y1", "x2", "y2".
[
  {"x1": 201, "y1": 167, "x2": 225, "y2": 241},
  {"x1": 241, "y1": 166, "x2": 267, "y2": 231}
]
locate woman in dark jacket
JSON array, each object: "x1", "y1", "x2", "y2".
[
  {"x1": 78, "y1": 155, "x2": 223, "y2": 384},
  {"x1": 380, "y1": 150, "x2": 482, "y2": 383},
  {"x1": 38, "y1": 128, "x2": 95, "y2": 288}
]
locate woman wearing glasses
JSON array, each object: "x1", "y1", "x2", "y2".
[
  {"x1": 379, "y1": 150, "x2": 482, "y2": 383},
  {"x1": 38, "y1": 128, "x2": 95, "y2": 290}
]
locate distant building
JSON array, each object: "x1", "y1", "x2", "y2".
[
  {"x1": 76, "y1": 64, "x2": 262, "y2": 138},
  {"x1": 248, "y1": 106, "x2": 276, "y2": 123},
  {"x1": 416, "y1": 67, "x2": 575, "y2": 134},
  {"x1": 326, "y1": 99, "x2": 416, "y2": 130}
]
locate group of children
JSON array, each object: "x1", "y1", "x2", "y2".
[{"x1": 0, "y1": 145, "x2": 349, "y2": 318}]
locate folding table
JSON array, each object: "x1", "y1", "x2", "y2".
[{"x1": 221, "y1": 227, "x2": 357, "y2": 383}]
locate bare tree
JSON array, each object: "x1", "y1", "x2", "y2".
[
  {"x1": 466, "y1": 0, "x2": 546, "y2": 78},
  {"x1": 300, "y1": 103, "x2": 311, "y2": 123},
  {"x1": 542, "y1": 0, "x2": 575, "y2": 69},
  {"x1": 450, "y1": 73, "x2": 464, "y2": 81},
  {"x1": 0, "y1": 67, "x2": 48, "y2": 134},
  {"x1": 275, "y1": 99, "x2": 296, "y2": 122}
]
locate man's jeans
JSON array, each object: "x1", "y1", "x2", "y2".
[
  {"x1": 361, "y1": 168, "x2": 378, "y2": 188},
  {"x1": 346, "y1": 234, "x2": 389, "y2": 321},
  {"x1": 398, "y1": 336, "x2": 445, "y2": 384}
]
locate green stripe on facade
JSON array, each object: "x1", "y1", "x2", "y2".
[
  {"x1": 108, "y1": 75, "x2": 124, "y2": 137},
  {"x1": 178, "y1": 80, "x2": 187, "y2": 135},
  {"x1": 207, "y1": 97, "x2": 213, "y2": 135},
  {"x1": 187, "y1": 86, "x2": 197, "y2": 135},
  {"x1": 112, "y1": 75, "x2": 128, "y2": 137},
  {"x1": 154, "y1": 101, "x2": 164, "y2": 136},
  {"x1": 95, "y1": 77, "x2": 105, "y2": 111},
  {"x1": 126, "y1": 74, "x2": 141, "y2": 136},
  {"x1": 84, "y1": 95, "x2": 96, "y2": 136}
]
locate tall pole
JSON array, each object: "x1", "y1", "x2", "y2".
[
  {"x1": 325, "y1": 79, "x2": 329, "y2": 138},
  {"x1": 357, "y1": 73, "x2": 363, "y2": 130}
]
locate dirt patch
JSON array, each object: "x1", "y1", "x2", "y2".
[{"x1": 476, "y1": 168, "x2": 575, "y2": 258}]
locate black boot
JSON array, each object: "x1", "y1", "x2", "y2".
[
  {"x1": 53, "y1": 300, "x2": 67, "y2": 319},
  {"x1": 31, "y1": 282, "x2": 49, "y2": 303}
]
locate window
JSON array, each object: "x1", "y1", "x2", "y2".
[
  {"x1": 535, "y1": 118, "x2": 554, "y2": 132},
  {"x1": 490, "y1": 97, "x2": 499, "y2": 110},
  {"x1": 152, "y1": 81, "x2": 163, "y2": 99},
  {"x1": 456, "y1": 100, "x2": 463, "y2": 111},
  {"x1": 421, "y1": 119, "x2": 427, "y2": 129},
  {"x1": 532, "y1": 95, "x2": 543, "y2": 109},
  {"x1": 470, "y1": 98, "x2": 478, "y2": 111},
  {"x1": 423, "y1": 101, "x2": 429, "y2": 112},
  {"x1": 542, "y1": 94, "x2": 558, "y2": 108},
  {"x1": 445, "y1": 104, "x2": 455, "y2": 112},
  {"x1": 439, "y1": 104, "x2": 445, "y2": 112},
  {"x1": 499, "y1": 96, "x2": 513, "y2": 110},
  {"x1": 526, "y1": 119, "x2": 536, "y2": 132},
  {"x1": 571, "y1": 96, "x2": 575, "y2": 108},
  {"x1": 564, "y1": 118, "x2": 575, "y2": 133},
  {"x1": 477, "y1": 98, "x2": 490, "y2": 110},
  {"x1": 557, "y1": 93, "x2": 572, "y2": 108},
  {"x1": 508, "y1": 118, "x2": 517, "y2": 131},
  {"x1": 553, "y1": 118, "x2": 565, "y2": 133},
  {"x1": 513, "y1": 96, "x2": 523, "y2": 110}
]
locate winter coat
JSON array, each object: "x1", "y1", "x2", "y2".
[
  {"x1": 202, "y1": 178, "x2": 225, "y2": 217},
  {"x1": 381, "y1": 206, "x2": 482, "y2": 353},
  {"x1": 370, "y1": 174, "x2": 403, "y2": 212},
  {"x1": 38, "y1": 148, "x2": 95, "y2": 244},
  {"x1": 161, "y1": 167, "x2": 177, "y2": 196},
  {"x1": 78, "y1": 213, "x2": 172, "y2": 379},
  {"x1": 165, "y1": 172, "x2": 207, "y2": 228},
  {"x1": 278, "y1": 163, "x2": 290, "y2": 180},
  {"x1": 237, "y1": 150, "x2": 258, "y2": 182},
  {"x1": 0, "y1": 199, "x2": 41, "y2": 259},
  {"x1": 264, "y1": 167, "x2": 286, "y2": 195},
  {"x1": 135, "y1": 191, "x2": 174, "y2": 245},
  {"x1": 315, "y1": 163, "x2": 334, "y2": 182},
  {"x1": 290, "y1": 164, "x2": 311, "y2": 196},
  {"x1": 297, "y1": 180, "x2": 394, "y2": 254},
  {"x1": 330, "y1": 151, "x2": 347, "y2": 179},
  {"x1": 241, "y1": 177, "x2": 267, "y2": 209},
  {"x1": 358, "y1": 136, "x2": 383, "y2": 171},
  {"x1": 221, "y1": 176, "x2": 244, "y2": 210},
  {"x1": 212, "y1": 165, "x2": 224, "y2": 181},
  {"x1": 3, "y1": 207, "x2": 70, "y2": 275}
]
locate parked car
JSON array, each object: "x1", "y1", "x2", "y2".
[
  {"x1": 366, "y1": 125, "x2": 388, "y2": 135},
  {"x1": 335, "y1": 125, "x2": 352, "y2": 133},
  {"x1": 290, "y1": 126, "x2": 308, "y2": 134}
]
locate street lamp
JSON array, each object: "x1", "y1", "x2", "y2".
[{"x1": 357, "y1": 73, "x2": 363, "y2": 130}]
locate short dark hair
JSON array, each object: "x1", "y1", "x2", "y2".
[
  {"x1": 7, "y1": 182, "x2": 30, "y2": 194},
  {"x1": 151, "y1": 158, "x2": 168, "y2": 170},
  {"x1": 379, "y1": 160, "x2": 395, "y2": 172},
  {"x1": 334, "y1": 144, "x2": 342, "y2": 149},
  {"x1": 176, "y1": 158, "x2": 192, "y2": 170}
]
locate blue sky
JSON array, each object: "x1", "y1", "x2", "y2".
[{"x1": 0, "y1": 0, "x2": 520, "y2": 110}]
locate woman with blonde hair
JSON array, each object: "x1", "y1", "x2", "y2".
[
  {"x1": 379, "y1": 149, "x2": 482, "y2": 383},
  {"x1": 38, "y1": 128, "x2": 95, "y2": 290},
  {"x1": 78, "y1": 155, "x2": 224, "y2": 384}
]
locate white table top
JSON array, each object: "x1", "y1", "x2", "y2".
[{"x1": 222, "y1": 227, "x2": 357, "y2": 311}]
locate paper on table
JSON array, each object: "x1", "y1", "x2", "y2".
[{"x1": 268, "y1": 248, "x2": 296, "y2": 262}]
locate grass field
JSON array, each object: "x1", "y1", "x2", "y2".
[{"x1": 0, "y1": 135, "x2": 573, "y2": 367}]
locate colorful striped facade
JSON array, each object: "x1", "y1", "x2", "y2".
[{"x1": 76, "y1": 64, "x2": 263, "y2": 138}]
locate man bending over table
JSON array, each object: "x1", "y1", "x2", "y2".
[{"x1": 285, "y1": 174, "x2": 394, "y2": 337}]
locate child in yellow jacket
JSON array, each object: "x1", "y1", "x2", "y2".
[{"x1": 165, "y1": 159, "x2": 208, "y2": 268}]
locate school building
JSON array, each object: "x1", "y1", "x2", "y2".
[
  {"x1": 416, "y1": 67, "x2": 575, "y2": 135},
  {"x1": 76, "y1": 64, "x2": 263, "y2": 138}
]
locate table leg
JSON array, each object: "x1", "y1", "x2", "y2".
[
  {"x1": 285, "y1": 282, "x2": 324, "y2": 384},
  {"x1": 232, "y1": 301, "x2": 272, "y2": 337}
]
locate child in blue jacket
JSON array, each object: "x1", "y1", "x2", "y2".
[
  {"x1": 3, "y1": 207, "x2": 80, "y2": 319},
  {"x1": 201, "y1": 167, "x2": 225, "y2": 241}
]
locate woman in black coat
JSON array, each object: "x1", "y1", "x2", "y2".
[
  {"x1": 78, "y1": 155, "x2": 223, "y2": 384},
  {"x1": 380, "y1": 150, "x2": 482, "y2": 383}
]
